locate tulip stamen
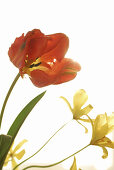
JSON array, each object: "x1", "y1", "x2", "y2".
[{"x1": 29, "y1": 62, "x2": 42, "y2": 68}]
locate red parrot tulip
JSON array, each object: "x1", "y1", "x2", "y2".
[{"x1": 8, "y1": 29, "x2": 81, "y2": 87}]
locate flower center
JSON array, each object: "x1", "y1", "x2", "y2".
[
  {"x1": 29, "y1": 61, "x2": 42, "y2": 68},
  {"x1": 22, "y1": 57, "x2": 48, "y2": 75}
]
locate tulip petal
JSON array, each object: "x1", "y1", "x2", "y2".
[
  {"x1": 95, "y1": 137, "x2": 114, "y2": 149},
  {"x1": 30, "y1": 58, "x2": 81, "y2": 87},
  {"x1": 10, "y1": 142, "x2": 14, "y2": 153},
  {"x1": 93, "y1": 114, "x2": 108, "y2": 141},
  {"x1": 42, "y1": 33, "x2": 69, "y2": 62},
  {"x1": 70, "y1": 156, "x2": 77, "y2": 170},
  {"x1": 4, "y1": 154, "x2": 11, "y2": 166},
  {"x1": 107, "y1": 113, "x2": 114, "y2": 134},
  {"x1": 8, "y1": 34, "x2": 25, "y2": 68},
  {"x1": 11, "y1": 158, "x2": 18, "y2": 169},
  {"x1": 60, "y1": 96, "x2": 73, "y2": 113},
  {"x1": 77, "y1": 104, "x2": 93, "y2": 118},
  {"x1": 73, "y1": 89, "x2": 88, "y2": 112},
  {"x1": 30, "y1": 70, "x2": 54, "y2": 87},
  {"x1": 101, "y1": 147, "x2": 108, "y2": 159},
  {"x1": 54, "y1": 71, "x2": 77, "y2": 84},
  {"x1": 54, "y1": 58, "x2": 81, "y2": 84},
  {"x1": 15, "y1": 149, "x2": 25, "y2": 160},
  {"x1": 8, "y1": 29, "x2": 47, "y2": 70},
  {"x1": 25, "y1": 37, "x2": 47, "y2": 62},
  {"x1": 13, "y1": 139, "x2": 27, "y2": 153}
]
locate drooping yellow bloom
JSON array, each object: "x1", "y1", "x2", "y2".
[
  {"x1": 60, "y1": 89, "x2": 93, "y2": 132},
  {"x1": 70, "y1": 157, "x2": 82, "y2": 170},
  {"x1": 90, "y1": 113, "x2": 114, "y2": 158},
  {"x1": 4, "y1": 139, "x2": 27, "y2": 169},
  {"x1": 61, "y1": 89, "x2": 93, "y2": 120},
  {"x1": 70, "y1": 157, "x2": 77, "y2": 170}
]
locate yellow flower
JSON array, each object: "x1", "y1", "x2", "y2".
[
  {"x1": 60, "y1": 89, "x2": 93, "y2": 132},
  {"x1": 70, "y1": 157, "x2": 82, "y2": 170},
  {"x1": 90, "y1": 113, "x2": 114, "y2": 158},
  {"x1": 70, "y1": 157, "x2": 77, "y2": 170},
  {"x1": 4, "y1": 139, "x2": 27, "y2": 169}
]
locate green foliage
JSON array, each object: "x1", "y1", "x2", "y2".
[
  {"x1": 7, "y1": 91, "x2": 46, "y2": 140},
  {"x1": 0, "y1": 134, "x2": 12, "y2": 160},
  {"x1": 0, "y1": 91, "x2": 46, "y2": 169}
]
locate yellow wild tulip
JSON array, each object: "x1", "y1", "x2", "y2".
[
  {"x1": 4, "y1": 139, "x2": 27, "y2": 169},
  {"x1": 70, "y1": 157, "x2": 77, "y2": 170},
  {"x1": 90, "y1": 113, "x2": 114, "y2": 158},
  {"x1": 70, "y1": 156, "x2": 82, "y2": 170},
  {"x1": 60, "y1": 89, "x2": 93, "y2": 132}
]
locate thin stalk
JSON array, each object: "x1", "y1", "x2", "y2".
[
  {"x1": 13, "y1": 120, "x2": 72, "y2": 170},
  {"x1": 22, "y1": 144, "x2": 90, "y2": 169},
  {"x1": 0, "y1": 72, "x2": 20, "y2": 128}
]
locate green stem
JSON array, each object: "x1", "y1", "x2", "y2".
[
  {"x1": 13, "y1": 120, "x2": 72, "y2": 170},
  {"x1": 0, "y1": 72, "x2": 20, "y2": 128},
  {"x1": 22, "y1": 144, "x2": 90, "y2": 169}
]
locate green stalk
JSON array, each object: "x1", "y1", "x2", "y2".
[
  {"x1": 22, "y1": 144, "x2": 90, "y2": 169},
  {"x1": 13, "y1": 120, "x2": 72, "y2": 170},
  {"x1": 0, "y1": 72, "x2": 20, "y2": 128}
]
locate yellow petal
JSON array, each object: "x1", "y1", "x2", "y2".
[
  {"x1": 93, "y1": 114, "x2": 108, "y2": 141},
  {"x1": 13, "y1": 139, "x2": 27, "y2": 153},
  {"x1": 73, "y1": 89, "x2": 88, "y2": 112},
  {"x1": 101, "y1": 147, "x2": 108, "y2": 159},
  {"x1": 10, "y1": 142, "x2": 14, "y2": 153},
  {"x1": 60, "y1": 96, "x2": 73, "y2": 113},
  {"x1": 76, "y1": 104, "x2": 93, "y2": 118},
  {"x1": 15, "y1": 149, "x2": 25, "y2": 160},
  {"x1": 96, "y1": 137, "x2": 114, "y2": 149},
  {"x1": 4, "y1": 154, "x2": 10, "y2": 166},
  {"x1": 107, "y1": 113, "x2": 114, "y2": 134},
  {"x1": 108, "y1": 113, "x2": 114, "y2": 125},
  {"x1": 70, "y1": 156, "x2": 77, "y2": 170},
  {"x1": 11, "y1": 158, "x2": 18, "y2": 169}
]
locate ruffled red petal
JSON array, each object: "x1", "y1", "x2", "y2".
[
  {"x1": 8, "y1": 29, "x2": 47, "y2": 69},
  {"x1": 41, "y1": 33, "x2": 69, "y2": 62},
  {"x1": 8, "y1": 30, "x2": 69, "y2": 71},
  {"x1": 8, "y1": 33, "x2": 25, "y2": 68},
  {"x1": 30, "y1": 70, "x2": 55, "y2": 87},
  {"x1": 30, "y1": 58, "x2": 81, "y2": 87},
  {"x1": 23, "y1": 29, "x2": 47, "y2": 62},
  {"x1": 8, "y1": 29, "x2": 81, "y2": 88},
  {"x1": 53, "y1": 58, "x2": 81, "y2": 84}
]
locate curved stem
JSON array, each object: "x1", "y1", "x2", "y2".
[
  {"x1": 13, "y1": 120, "x2": 72, "y2": 170},
  {"x1": 76, "y1": 120, "x2": 88, "y2": 133},
  {"x1": 86, "y1": 115, "x2": 94, "y2": 142},
  {"x1": 0, "y1": 72, "x2": 20, "y2": 128},
  {"x1": 22, "y1": 144, "x2": 90, "y2": 169}
]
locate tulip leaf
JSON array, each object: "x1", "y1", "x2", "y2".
[
  {"x1": 0, "y1": 134, "x2": 12, "y2": 160},
  {"x1": 7, "y1": 91, "x2": 46, "y2": 140},
  {"x1": 0, "y1": 91, "x2": 46, "y2": 169}
]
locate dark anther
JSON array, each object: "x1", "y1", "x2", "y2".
[{"x1": 29, "y1": 62, "x2": 42, "y2": 68}]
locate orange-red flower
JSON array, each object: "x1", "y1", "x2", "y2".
[{"x1": 8, "y1": 29, "x2": 81, "y2": 87}]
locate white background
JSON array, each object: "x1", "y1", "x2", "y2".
[{"x1": 0, "y1": 0, "x2": 114, "y2": 169}]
